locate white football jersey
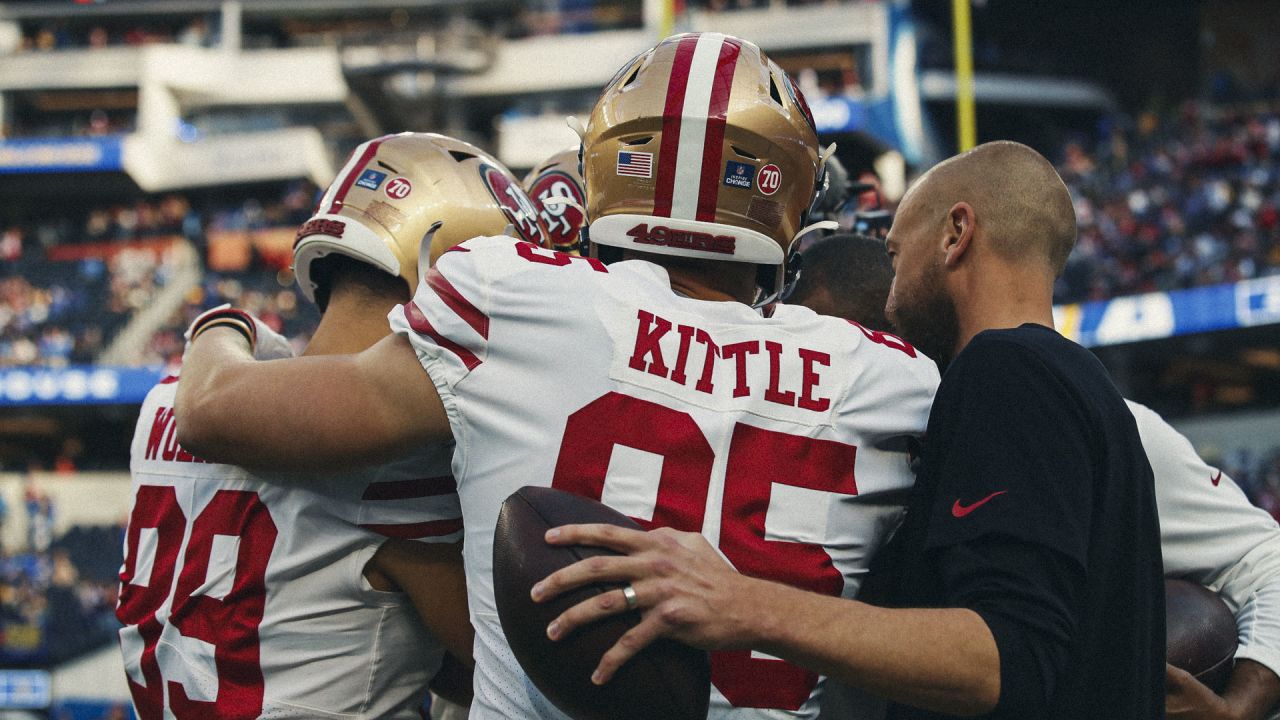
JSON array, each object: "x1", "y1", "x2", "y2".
[
  {"x1": 117, "y1": 377, "x2": 463, "y2": 719},
  {"x1": 1127, "y1": 401, "x2": 1280, "y2": 697},
  {"x1": 388, "y1": 237, "x2": 940, "y2": 720}
]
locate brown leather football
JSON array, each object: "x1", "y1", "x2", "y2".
[
  {"x1": 1166, "y1": 578, "x2": 1237, "y2": 693},
  {"x1": 492, "y1": 486, "x2": 711, "y2": 720}
]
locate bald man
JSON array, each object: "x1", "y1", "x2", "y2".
[
  {"x1": 797, "y1": 221, "x2": 1280, "y2": 720},
  {"x1": 535, "y1": 142, "x2": 1162, "y2": 719},
  {"x1": 880, "y1": 141, "x2": 1162, "y2": 718}
]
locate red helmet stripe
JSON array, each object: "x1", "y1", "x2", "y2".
[
  {"x1": 695, "y1": 38, "x2": 740, "y2": 221},
  {"x1": 653, "y1": 35, "x2": 700, "y2": 218},
  {"x1": 324, "y1": 135, "x2": 391, "y2": 215}
]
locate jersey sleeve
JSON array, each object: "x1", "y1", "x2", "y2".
[
  {"x1": 832, "y1": 321, "x2": 938, "y2": 451},
  {"x1": 1131, "y1": 401, "x2": 1280, "y2": 679},
  {"x1": 389, "y1": 238, "x2": 500, "y2": 395},
  {"x1": 921, "y1": 338, "x2": 1094, "y2": 569},
  {"x1": 355, "y1": 458, "x2": 463, "y2": 545}
]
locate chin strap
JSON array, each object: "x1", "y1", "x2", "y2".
[
  {"x1": 417, "y1": 221, "x2": 444, "y2": 281},
  {"x1": 793, "y1": 219, "x2": 839, "y2": 241},
  {"x1": 566, "y1": 115, "x2": 587, "y2": 140},
  {"x1": 750, "y1": 219, "x2": 838, "y2": 310}
]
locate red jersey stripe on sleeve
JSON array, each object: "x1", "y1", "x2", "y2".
[
  {"x1": 360, "y1": 518, "x2": 463, "y2": 539},
  {"x1": 426, "y1": 267, "x2": 489, "y2": 339},
  {"x1": 653, "y1": 35, "x2": 700, "y2": 218},
  {"x1": 362, "y1": 476, "x2": 456, "y2": 501},
  {"x1": 401, "y1": 302, "x2": 482, "y2": 371}
]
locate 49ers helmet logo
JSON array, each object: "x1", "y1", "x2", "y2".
[
  {"x1": 481, "y1": 164, "x2": 546, "y2": 246},
  {"x1": 528, "y1": 170, "x2": 586, "y2": 252}
]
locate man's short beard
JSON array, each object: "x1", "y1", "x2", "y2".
[{"x1": 889, "y1": 268, "x2": 959, "y2": 370}]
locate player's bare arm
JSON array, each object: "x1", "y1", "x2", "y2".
[
  {"x1": 1168, "y1": 660, "x2": 1280, "y2": 720},
  {"x1": 176, "y1": 328, "x2": 450, "y2": 471},
  {"x1": 533, "y1": 523, "x2": 1001, "y2": 716},
  {"x1": 367, "y1": 538, "x2": 474, "y2": 667}
]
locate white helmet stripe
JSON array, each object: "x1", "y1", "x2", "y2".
[{"x1": 669, "y1": 33, "x2": 727, "y2": 220}]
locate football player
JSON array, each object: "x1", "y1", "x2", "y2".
[
  {"x1": 523, "y1": 147, "x2": 587, "y2": 255},
  {"x1": 117, "y1": 133, "x2": 544, "y2": 718},
  {"x1": 795, "y1": 232, "x2": 1280, "y2": 720},
  {"x1": 173, "y1": 33, "x2": 939, "y2": 719}
]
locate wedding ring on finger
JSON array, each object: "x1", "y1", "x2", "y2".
[{"x1": 622, "y1": 584, "x2": 639, "y2": 611}]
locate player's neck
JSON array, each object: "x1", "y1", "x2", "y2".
[
  {"x1": 627, "y1": 251, "x2": 758, "y2": 304},
  {"x1": 303, "y1": 297, "x2": 398, "y2": 357}
]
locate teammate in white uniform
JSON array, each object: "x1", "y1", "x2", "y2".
[
  {"x1": 172, "y1": 34, "x2": 939, "y2": 720},
  {"x1": 1131, "y1": 401, "x2": 1280, "y2": 719},
  {"x1": 118, "y1": 133, "x2": 544, "y2": 719}
]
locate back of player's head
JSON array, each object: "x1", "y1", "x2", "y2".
[
  {"x1": 789, "y1": 233, "x2": 894, "y2": 331},
  {"x1": 581, "y1": 33, "x2": 825, "y2": 279},
  {"x1": 523, "y1": 147, "x2": 587, "y2": 255},
  {"x1": 908, "y1": 140, "x2": 1076, "y2": 275},
  {"x1": 293, "y1": 132, "x2": 546, "y2": 311}
]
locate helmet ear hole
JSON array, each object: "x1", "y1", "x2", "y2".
[
  {"x1": 768, "y1": 72, "x2": 784, "y2": 106},
  {"x1": 621, "y1": 64, "x2": 642, "y2": 88}
]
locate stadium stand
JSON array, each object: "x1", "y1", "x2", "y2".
[
  {"x1": 1, "y1": 183, "x2": 318, "y2": 368},
  {"x1": 1056, "y1": 101, "x2": 1280, "y2": 304}
]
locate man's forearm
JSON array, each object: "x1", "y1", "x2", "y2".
[
  {"x1": 177, "y1": 330, "x2": 445, "y2": 471},
  {"x1": 744, "y1": 578, "x2": 1001, "y2": 716},
  {"x1": 1223, "y1": 660, "x2": 1280, "y2": 720}
]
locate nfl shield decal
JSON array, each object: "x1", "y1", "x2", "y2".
[
  {"x1": 355, "y1": 169, "x2": 387, "y2": 191},
  {"x1": 723, "y1": 161, "x2": 755, "y2": 190}
]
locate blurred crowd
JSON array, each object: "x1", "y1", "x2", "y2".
[
  {"x1": 144, "y1": 271, "x2": 318, "y2": 370},
  {"x1": 1055, "y1": 100, "x2": 1280, "y2": 304},
  {"x1": 0, "y1": 249, "x2": 172, "y2": 368},
  {"x1": 10, "y1": 0, "x2": 861, "y2": 53},
  {"x1": 1223, "y1": 446, "x2": 1280, "y2": 523},
  {"x1": 1, "y1": 183, "x2": 317, "y2": 368},
  {"x1": 13, "y1": 17, "x2": 215, "y2": 53},
  {"x1": 0, "y1": 481, "x2": 122, "y2": 665}
]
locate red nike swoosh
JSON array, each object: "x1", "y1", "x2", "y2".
[
  {"x1": 952, "y1": 491, "x2": 1008, "y2": 518},
  {"x1": 1211, "y1": 471, "x2": 1222, "y2": 487}
]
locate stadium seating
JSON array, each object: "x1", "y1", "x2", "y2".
[{"x1": 1056, "y1": 101, "x2": 1280, "y2": 304}]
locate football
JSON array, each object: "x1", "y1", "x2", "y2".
[
  {"x1": 492, "y1": 486, "x2": 711, "y2": 720},
  {"x1": 1165, "y1": 578, "x2": 1237, "y2": 693}
]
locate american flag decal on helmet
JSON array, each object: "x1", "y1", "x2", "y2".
[{"x1": 653, "y1": 33, "x2": 741, "y2": 223}]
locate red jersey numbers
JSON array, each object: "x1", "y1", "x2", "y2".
[
  {"x1": 514, "y1": 241, "x2": 607, "y2": 272},
  {"x1": 846, "y1": 320, "x2": 917, "y2": 358},
  {"x1": 551, "y1": 391, "x2": 857, "y2": 710},
  {"x1": 118, "y1": 487, "x2": 277, "y2": 719}
]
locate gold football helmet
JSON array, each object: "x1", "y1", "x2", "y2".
[
  {"x1": 522, "y1": 147, "x2": 586, "y2": 254},
  {"x1": 294, "y1": 132, "x2": 545, "y2": 307},
  {"x1": 582, "y1": 33, "x2": 825, "y2": 276}
]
